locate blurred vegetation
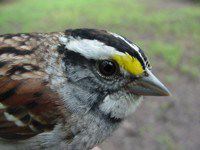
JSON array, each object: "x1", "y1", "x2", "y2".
[
  {"x1": 0, "y1": 1, "x2": 199, "y2": 149},
  {"x1": 0, "y1": 0, "x2": 199, "y2": 79}
]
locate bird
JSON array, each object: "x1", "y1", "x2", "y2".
[{"x1": 0, "y1": 28, "x2": 170, "y2": 150}]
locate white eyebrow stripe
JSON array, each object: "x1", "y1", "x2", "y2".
[
  {"x1": 110, "y1": 32, "x2": 146, "y2": 67},
  {"x1": 59, "y1": 36, "x2": 124, "y2": 59}
]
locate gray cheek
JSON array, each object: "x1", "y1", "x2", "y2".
[
  {"x1": 99, "y1": 92, "x2": 143, "y2": 119},
  {"x1": 59, "y1": 83, "x2": 101, "y2": 114}
]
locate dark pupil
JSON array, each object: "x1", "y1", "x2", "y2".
[{"x1": 99, "y1": 60, "x2": 116, "y2": 76}]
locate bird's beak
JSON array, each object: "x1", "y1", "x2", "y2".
[{"x1": 126, "y1": 69, "x2": 171, "y2": 96}]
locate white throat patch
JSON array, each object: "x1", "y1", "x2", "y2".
[{"x1": 99, "y1": 91, "x2": 143, "y2": 119}]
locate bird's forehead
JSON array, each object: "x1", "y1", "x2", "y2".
[
  {"x1": 64, "y1": 29, "x2": 142, "y2": 56},
  {"x1": 59, "y1": 29, "x2": 149, "y2": 76}
]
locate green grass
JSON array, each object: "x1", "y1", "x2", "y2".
[
  {"x1": 0, "y1": 0, "x2": 199, "y2": 78},
  {"x1": 0, "y1": 0, "x2": 145, "y2": 33},
  {"x1": 180, "y1": 65, "x2": 200, "y2": 79},
  {"x1": 147, "y1": 42, "x2": 182, "y2": 67},
  {"x1": 155, "y1": 133, "x2": 178, "y2": 150}
]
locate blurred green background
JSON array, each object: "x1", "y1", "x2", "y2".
[{"x1": 0, "y1": 0, "x2": 199, "y2": 150}]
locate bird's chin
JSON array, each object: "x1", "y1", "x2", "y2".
[{"x1": 99, "y1": 90, "x2": 143, "y2": 119}]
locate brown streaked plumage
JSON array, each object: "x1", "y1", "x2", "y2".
[
  {"x1": 0, "y1": 32, "x2": 68, "y2": 140},
  {"x1": 0, "y1": 29, "x2": 170, "y2": 150}
]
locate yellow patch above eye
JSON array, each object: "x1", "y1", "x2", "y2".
[{"x1": 113, "y1": 52, "x2": 144, "y2": 76}]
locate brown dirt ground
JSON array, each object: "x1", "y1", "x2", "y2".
[{"x1": 100, "y1": 0, "x2": 200, "y2": 150}]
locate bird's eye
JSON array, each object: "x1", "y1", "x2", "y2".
[{"x1": 97, "y1": 60, "x2": 118, "y2": 77}]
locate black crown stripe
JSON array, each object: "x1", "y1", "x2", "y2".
[{"x1": 65, "y1": 28, "x2": 148, "y2": 69}]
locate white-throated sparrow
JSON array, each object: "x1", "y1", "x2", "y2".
[{"x1": 0, "y1": 29, "x2": 170, "y2": 150}]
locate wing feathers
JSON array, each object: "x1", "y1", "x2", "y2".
[
  {"x1": 0, "y1": 77, "x2": 65, "y2": 140},
  {"x1": 0, "y1": 34, "x2": 68, "y2": 140}
]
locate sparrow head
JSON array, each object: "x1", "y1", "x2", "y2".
[{"x1": 57, "y1": 28, "x2": 170, "y2": 119}]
